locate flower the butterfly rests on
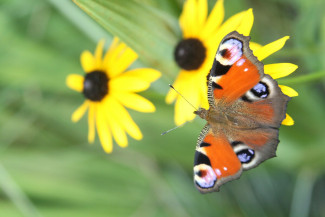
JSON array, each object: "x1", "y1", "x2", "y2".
[
  {"x1": 167, "y1": 0, "x2": 298, "y2": 126},
  {"x1": 66, "y1": 38, "x2": 161, "y2": 153},
  {"x1": 193, "y1": 31, "x2": 294, "y2": 193}
]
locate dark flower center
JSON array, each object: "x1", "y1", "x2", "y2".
[
  {"x1": 83, "y1": 70, "x2": 109, "y2": 101},
  {"x1": 174, "y1": 38, "x2": 206, "y2": 71}
]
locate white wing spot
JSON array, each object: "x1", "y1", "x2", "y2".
[
  {"x1": 237, "y1": 58, "x2": 245, "y2": 66},
  {"x1": 215, "y1": 168, "x2": 222, "y2": 177},
  {"x1": 194, "y1": 165, "x2": 217, "y2": 189}
]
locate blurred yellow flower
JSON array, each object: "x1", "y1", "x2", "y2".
[
  {"x1": 167, "y1": 0, "x2": 297, "y2": 126},
  {"x1": 167, "y1": 0, "x2": 256, "y2": 126},
  {"x1": 66, "y1": 38, "x2": 161, "y2": 153}
]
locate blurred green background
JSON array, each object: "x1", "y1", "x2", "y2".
[{"x1": 0, "y1": 0, "x2": 325, "y2": 216}]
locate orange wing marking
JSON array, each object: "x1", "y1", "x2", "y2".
[
  {"x1": 214, "y1": 55, "x2": 260, "y2": 102},
  {"x1": 203, "y1": 134, "x2": 241, "y2": 179}
]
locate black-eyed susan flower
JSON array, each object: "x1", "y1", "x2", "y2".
[
  {"x1": 66, "y1": 38, "x2": 161, "y2": 153},
  {"x1": 167, "y1": 0, "x2": 256, "y2": 125},
  {"x1": 167, "y1": 0, "x2": 297, "y2": 126}
]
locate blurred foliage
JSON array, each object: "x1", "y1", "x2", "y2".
[{"x1": 0, "y1": 0, "x2": 325, "y2": 217}]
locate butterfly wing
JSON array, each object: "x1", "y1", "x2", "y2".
[
  {"x1": 194, "y1": 31, "x2": 290, "y2": 193},
  {"x1": 207, "y1": 31, "x2": 263, "y2": 105},
  {"x1": 194, "y1": 125, "x2": 242, "y2": 193},
  {"x1": 207, "y1": 31, "x2": 289, "y2": 127}
]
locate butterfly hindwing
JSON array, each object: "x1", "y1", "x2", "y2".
[{"x1": 194, "y1": 125, "x2": 242, "y2": 193}]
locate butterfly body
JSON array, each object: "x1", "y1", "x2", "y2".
[{"x1": 193, "y1": 31, "x2": 290, "y2": 193}]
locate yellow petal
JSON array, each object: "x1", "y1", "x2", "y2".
[
  {"x1": 104, "y1": 107, "x2": 128, "y2": 148},
  {"x1": 197, "y1": 0, "x2": 208, "y2": 32},
  {"x1": 66, "y1": 74, "x2": 84, "y2": 92},
  {"x1": 279, "y1": 85, "x2": 299, "y2": 97},
  {"x1": 180, "y1": 0, "x2": 198, "y2": 38},
  {"x1": 112, "y1": 47, "x2": 138, "y2": 76},
  {"x1": 81, "y1": 51, "x2": 96, "y2": 72},
  {"x1": 166, "y1": 71, "x2": 188, "y2": 104},
  {"x1": 94, "y1": 39, "x2": 105, "y2": 69},
  {"x1": 206, "y1": 10, "x2": 247, "y2": 48},
  {"x1": 166, "y1": 88, "x2": 178, "y2": 104},
  {"x1": 122, "y1": 68, "x2": 161, "y2": 83},
  {"x1": 236, "y1": 8, "x2": 254, "y2": 36},
  {"x1": 110, "y1": 120, "x2": 128, "y2": 148},
  {"x1": 184, "y1": 78, "x2": 201, "y2": 110},
  {"x1": 104, "y1": 42, "x2": 127, "y2": 78},
  {"x1": 175, "y1": 95, "x2": 196, "y2": 126},
  {"x1": 200, "y1": 86, "x2": 209, "y2": 109},
  {"x1": 264, "y1": 63, "x2": 298, "y2": 79},
  {"x1": 174, "y1": 97, "x2": 187, "y2": 126},
  {"x1": 282, "y1": 113, "x2": 294, "y2": 126},
  {"x1": 103, "y1": 37, "x2": 119, "y2": 66},
  {"x1": 188, "y1": 0, "x2": 198, "y2": 36},
  {"x1": 88, "y1": 103, "x2": 95, "y2": 143},
  {"x1": 96, "y1": 105, "x2": 113, "y2": 153},
  {"x1": 72, "y1": 101, "x2": 89, "y2": 122},
  {"x1": 174, "y1": 81, "x2": 199, "y2": 125},
  {"x1": 110, "y1": 76, "x2": 150, "y2": 93},
  {"x1": 109, "y1": 97, "x2": 143, "y2": 140},
  {"x1": 116, "y1": 93, "x2": 155, "y2": 113},
  {"x1": 108, "y1": 37, "x2": 119, "y2": 52},
  {"x1": 254, "y1": 36, "x2": 290, "y2": 61},
  {"x1": 179, "y1": 2, "x2": 189, "y2": 37},
  {"x1": 200, "y1": 0, "x2": 224, "y2": 39},
  {"x1": 250, "y1": 42, "x2": 262, "y2": 53}
]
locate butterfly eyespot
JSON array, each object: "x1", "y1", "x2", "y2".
[
  {"x1": 194, "y1": 165, "x2": 217, "y2": 189},
  {"x1": 236, "y1": 149, "x2": 255, "y2": 164},
  {"x1": 197, "y1": 169, "x2": 206, "y2": 177},
  {"x1": 216, "y1": 38, "x2": 243, "y2": 65},
  {"x1": 252, "y1": 82, "x2": 269, "y2": 98},
  {"x1": 219, "y1": 49, "x2": 229, "y2": 58}
]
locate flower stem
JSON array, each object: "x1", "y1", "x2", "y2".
[
  {"x1": 0, "y1": 163, "x2": 42, "y2": 217},
  {"x1": 279, "y1": 71, "x2": 325, "y2": 85}
]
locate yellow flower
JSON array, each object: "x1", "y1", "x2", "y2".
[
  {"x1": 66, "y1": 38, "x2": 161, "y2": 153},
  {"x1": 167, "y1": 0, "x2": 256, "y2": 126},
  {"x1": 167, "y1": 0, "x2": 297, "y2": 126}
]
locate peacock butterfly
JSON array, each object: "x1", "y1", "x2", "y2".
[{"x1": 193, "y1": 31, "x2": 290, "y2": 193}]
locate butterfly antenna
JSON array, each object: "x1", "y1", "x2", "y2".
[
  {"x1": 161, "y1": 85, "x2": 199, "y2": 135},
  {"x1": 161, "y1": 121, "x2": 190, "y2": 135},
  {"x1": 169, "y1": 84, "x2": 198, "y2": 111}
]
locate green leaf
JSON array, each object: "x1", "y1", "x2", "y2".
[{"x1": 73, "y1": 0, "x2": 180, "y2": 79}]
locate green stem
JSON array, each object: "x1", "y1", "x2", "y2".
[
  {"x1": 279, "y1": 71, "x2": 325, "y2": 85},
  {"x1": 289, "y1": 169, "x2": 317, "y2": 217},
  {"x1": 0, "y1": 163, "x2": 42, "y2": 217}
]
